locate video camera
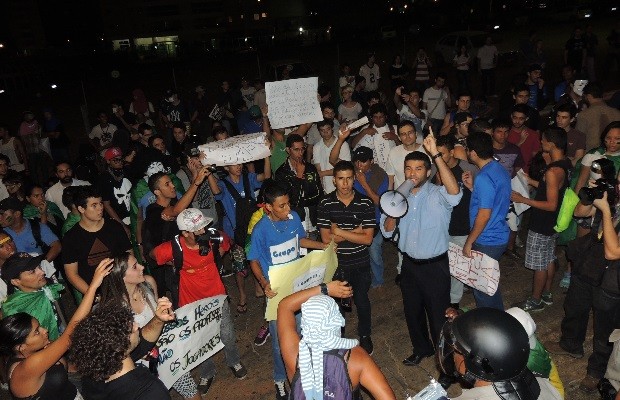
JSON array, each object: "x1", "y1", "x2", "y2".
[
  {"x1": 578, "y1": 178, "x2": 617, "y2": 207},
  {"x1": 196, "y1": 227, "x2": 224, "y2": 256}
]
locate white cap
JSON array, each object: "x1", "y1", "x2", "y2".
[
  {"x1": 506, "y1": 307, "x2": 537, "y2": 349},
  {"x1": 176, "y1": 208, "x2": 213, "y2": 232}
]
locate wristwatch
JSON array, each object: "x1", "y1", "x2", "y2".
[{"x1": 319, "y1": 283, "x2": 328, "y2": 295}]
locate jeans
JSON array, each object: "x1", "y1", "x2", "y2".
[
  {"x1": 471, "y1": 242, "x2": 506, "y2": 310},
  {"x1": 401, "y1": 254, "x2": 450, "y2": 355},
  {"x1": 456, "y1": 70, "x2": 470, "y2": 94},
  {"x1": 338, "y1": 266, "x2": 372, "y2": 337},
  {"x1": 480, "y1": 68, "x2": 496, "y2": 97},
  {"x1": 560, "y1": 274, "x2": 620, "y2": 378},
  {"x1": 200, "y1": 299, "x2": 242, "y2": 379},
  {"x1": 449, "y1": 235, "x2": 468, "y2": 304},
  {"x1": 369, "y1": 231, "x2": 385, "y2": 287},
  {"x1": 269, "y1": 313, "x2": 301, "y2": 382}
]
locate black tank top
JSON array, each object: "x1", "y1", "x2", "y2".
[
  {"x1": 530, "y1": 158, "x2": 572, "y2": 235},
  {"x1": 10, "y1": 361, "x2": 77, "y2": 400}
]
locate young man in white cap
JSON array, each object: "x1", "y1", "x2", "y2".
[{"x1": 151, "y1": 208, "x2": 247, "y2": 395}]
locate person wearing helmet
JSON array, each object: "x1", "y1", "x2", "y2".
[{"x1": 438, "y1": 307, "x2": 562, "y2": 399}]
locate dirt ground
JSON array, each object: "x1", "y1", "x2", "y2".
[{"x1": 170, "y1": 241, "x2": 599, "y2": 400}]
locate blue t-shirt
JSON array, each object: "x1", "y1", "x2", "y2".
[
  {"x1": 353, "y1": 170, "x2": 388, "y2": 224},
  {"x1": 6, "y1": 219, "x2": 59, "y2": 254},
  {"x1": 247, "y1": 211, "x2": 306, "y2": 278},
  {"x1": 215, "y1": 173, "x2": 262, "y2": 239},
  {"x1": 469, "y1": 160, "x2": 511, "y2": 245}
]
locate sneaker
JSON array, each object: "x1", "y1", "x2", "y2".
[
  {"x1": 545, "y1": 341, "x2": 584, "y2": 359},
  {"x1": 275, "y1": 381, "x2": 288, "y2": 400},
  {"x1": 254, "y1": 325, "x2": 270, "y2": 346},
  {"x1": 360, "y1": 336, "x2": 374, "y2": 356},
  {"x1": 230, "y1": 363, "x2": 247, "y2": 379},
  {"x1": 579, "y1": 374, "x2": 599, "y2": 393},
  {"x1": 541, "y1": 292, "x2": 553, "y2": 305},
  {"x1": 559, "y1": 273, "x2": 571, "y2": 289},
  {"x1": 513, "y1": 298, "x2": 544, "y2": 312},
  {"x1": 198, "y1": 376, "x2": 214, "y2": 395}
]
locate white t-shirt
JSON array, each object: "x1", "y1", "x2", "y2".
[
  {"x1": 354, "y1": 124, "x2": 396, "y2": 171},
  {"x1": 477, "y1": 45, "x2": 498, "y2": 70},
  {"x1": 454, "y1": 54, "x2": 470, "y2": 71},
  {"x1": 423, "y1": 87, "x2": 448, "y2": 120},
  {"x1": 385, "y1": 144, "x2": 429, "y2": 188},
  {"x1": 0, "y1": 180, "x2": 9, "y2": 201},
  {"x1": 313, "y1": 139, "x2": 351, "y2": 193},
  {"x1": 89, "y1": 123, "x2": 118, "y2": 148},
  {"x1": 338, "y1": 102, "x2": 363, "y2": 123},
  {"x1": 45, "y1": 179, "x2": 91, "y2": 218},
  {"x1": 306, "y1": 120, "x2": 340, "y2": 147},
  {"x1": 581, "y1": 150, "x2": 620, "y2": 180},
  {"x1": 359, "y1": 63, "x2": 381, "y2": 92}
]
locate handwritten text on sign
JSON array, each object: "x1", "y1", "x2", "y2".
[
  {"x1": 265, "y1": 77, "x2": 323, "y2": 129},
  {"x1": 448, "y1": 242, "x2": 500, "y2": 296},
  {"x1": 156, "y1": 295, "x2": 226, "y2": 388},
  {"x1": 198, "y1": 132, "x2": 270, "y2": 166}
]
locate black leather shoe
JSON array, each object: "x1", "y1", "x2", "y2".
[
  {"x1": 438, "y1": 372, "x2": 456, "y2": 389},
  {"x1": 402, "y1": 352, "x2": 434, "y2": 366}
]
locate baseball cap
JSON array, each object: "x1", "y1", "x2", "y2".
[
  {"x1": 177, "y1": 208, "x2": 213, "y2": 232},
  {"x1": 104, "y1": 147, "x2": 123, "y2": 161},
  {"x1": 249, "y1": 105, "x2": 262, "y2": 118},
  {"x1": 0, "y1": 198, "x2": 24, "y2": 213},
  {"x1": 454, "y1": 112, "x2": 472, "y2": 125},
  {"x1": 506, "y1": 307, "x2": 538, "y2": 349},
  {"x1": 1, "y1": 253, "x2": 45, "y2": 282},
  {"x1": 528, "y1": 64, "x2": 542, "y2": 72},
  {"x1": 352, "y1": 146, "x2": 373, "y2": 162}
]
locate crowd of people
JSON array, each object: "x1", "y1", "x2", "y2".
[{"x1": 0, "y1": 23, "x2": 619, "y2": 400}]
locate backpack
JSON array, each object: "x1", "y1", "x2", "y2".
[
  {"x1": 222, "y1": 173, "x2": 257, "y2": 246},
  {"x1": 30, "y1": 219, "x2": 51, "y2": 254},
  {"x1": 170, "y1": 234, "x2": 224, "y2": 276},
  {"x1": 290, "y1": 349, "x2": 355, "y2": 400}
]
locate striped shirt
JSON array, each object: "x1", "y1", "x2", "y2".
[{"x1": 317, "y1": 190, "x2": 375, "y2": 269}]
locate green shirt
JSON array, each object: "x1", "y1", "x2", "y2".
[
  {"x1": 271, "y1": 138, "x2": 287, "y2": 174},
  {"x1": 23, "y1": 201, "x2": 65, "y2": 226},
  {"x1": 62, "y1": 213, "x2": 81, "y2": 237}
]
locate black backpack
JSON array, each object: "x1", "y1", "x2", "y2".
[
  {"x1": 30, "y1": 219, "x2": 51, "y2": 254},
  {"x1": 222, "y1": 173, "x2": 257, "y2": 246}
]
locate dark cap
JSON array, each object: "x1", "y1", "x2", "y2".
[
  {"x1": 1, "y1": 253, "x2": 45, "y2": 282},
  {"x1": 528, "y1": 64, "x2": 542, "y2": 72},
  {"x1": 454, "y1": 112, "x2": 473, "y2": 125},
  {"x1": 249, "y1": 105, "x2": 262, "y2": 118},
  {"x1": 352, "y1": 146, "x2": 374, "y2": 162},
  {"x1": 0, "y1": 198, "x2": 24, "y2": 213}
]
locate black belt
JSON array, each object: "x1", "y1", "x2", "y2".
[{"x1": 406, "y1": 252, "x2": 448, "y2": 265}]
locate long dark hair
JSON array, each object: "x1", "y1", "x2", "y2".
[
  {"x1": 0, "y1": 313, "x2": 33, "y2": 357},
  {"x1": 99, "y1": 252, "x2": 154, "y2": 310}
]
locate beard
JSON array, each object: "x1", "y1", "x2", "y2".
[{"x1": 60, "y1": 176, "x2": 73, "y2": 184}]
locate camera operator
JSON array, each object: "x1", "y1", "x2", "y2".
[
  {"x1": 546, "y1": 181, "x2": 620, "y2": 394},
  {"x1": 150, "y1": 208, "x2": 247, "y2": 394}
]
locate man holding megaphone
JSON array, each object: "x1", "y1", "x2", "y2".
[{"x1": 380, "y1": 129, "x2": 462, "y2": 386}]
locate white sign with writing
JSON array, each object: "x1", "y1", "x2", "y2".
[
  {"x1": 156, "y1": 295, "x2": 226, "y2": 388},
  {"x1": 198, "y1": 132, "x2": 270, "y2": 166},
  {"x1": 511, "y1": 169, "x2": 531, "y2": 215},
  {"x1": 448, "y1": 243, "x2": 500, "y2": 296},
  {"x1": 265, "y1": 77, "x2": 323, "y2": 129}
]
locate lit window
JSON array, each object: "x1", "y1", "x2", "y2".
[{"x1": 262, "y1": 12, "x2": 267, "y2": 17}]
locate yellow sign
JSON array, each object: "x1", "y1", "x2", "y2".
[{"x1": 265, "y1": 241, "x2": 338, "y2": 321}]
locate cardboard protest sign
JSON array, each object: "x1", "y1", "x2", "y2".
[
  {"x1": 198, "y1": 132, "x2": 270, "y2": 166},
  {"x1": 265, "y1": 241, "x2": 338, "y2": 321},
  {"x1": 156, "y1": 295, "x2": 226, "y2": 388},
  {"x1": 265, "y1": 77, "x2": 323, "y2": 129},
  {"x1": 511, "y1": 169, "x2": 531, "y2": 215},
  {"x1": 448, "y1": 242, "x2": 500, "y2": 296}
]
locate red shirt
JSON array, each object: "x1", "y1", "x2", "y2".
[
  {"x1": 507, "y1": 127, "x2": 541, "y2": 169},
  {"x1": 153, "y1": 233, "x2": 231, "y2": 307}
]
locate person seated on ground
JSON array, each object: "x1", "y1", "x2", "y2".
[
  {"x1": 70, "y1": 297, "x2": 176, "y2": 400},
  {"x1": 23, "y1": 183, "x2": 65, "y2": 230},
  {"x1": 0, "y1": 231, "x2": 18, "y2": 304},
  {"x1": 277, "y1": 281, "x2": 396, "y2": 400},
  {"x1": 0, "y1": 258, "x2": 112, "y2": 400},
  {"x1": 439, "y1": 307, "x2": 562, "y2": 399}
]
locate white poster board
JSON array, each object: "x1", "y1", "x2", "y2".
[
  {"x1": 265, "y1": 241, "x2": 338, "y2": 321},
  {"x1": 511, "y1": 169, "x2": 531, "y2": 215},
  {"x1": 156, "y1": 295, "x2": 226, "y2": 388},
  {"x1": 265, "y1": 77, "x2": 323, "y2": 129},
  {"x1": 448, "y1": 243, "x2": 500, "y2": 296},
  {"x1": 198, "y1": 132, "x2": 271, "y2": 166}
]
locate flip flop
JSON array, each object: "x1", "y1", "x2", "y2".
[{"x1": 236, "y1": 303, "x2": 248, "y2": 314}]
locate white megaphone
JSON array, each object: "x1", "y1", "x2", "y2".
[{"x1": 379, "y1": 180, "x2": 415, "y2": 218}]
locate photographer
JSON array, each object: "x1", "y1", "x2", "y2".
[
  {"x1": 546, "y1": 180, "x2": 620, "y2": 394},
  {"x1": 151, "y1": 208, "x2": 247, "y2": 395}
]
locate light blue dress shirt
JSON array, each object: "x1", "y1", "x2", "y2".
[{"x1": 380, "y1": 181, "x2": 462, "y2": 259}]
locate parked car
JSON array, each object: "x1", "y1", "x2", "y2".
[{"x1": 434, "y1": 31, "x2": 518, "y2": 67}]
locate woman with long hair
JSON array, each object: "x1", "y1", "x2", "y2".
[
  {"x1": 453, "y1": 44, "x2": 471, "y2": 94},
  {"x1": 99, "y1": 252, "x2": 201, "y2": 400},
  {"x1": 0, "y1": 258, "x2": 113, "y2": 400}
]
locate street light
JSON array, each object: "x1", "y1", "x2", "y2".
[{"x1": 50, "y1": 84, "x2": 58, "y2": 89}]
